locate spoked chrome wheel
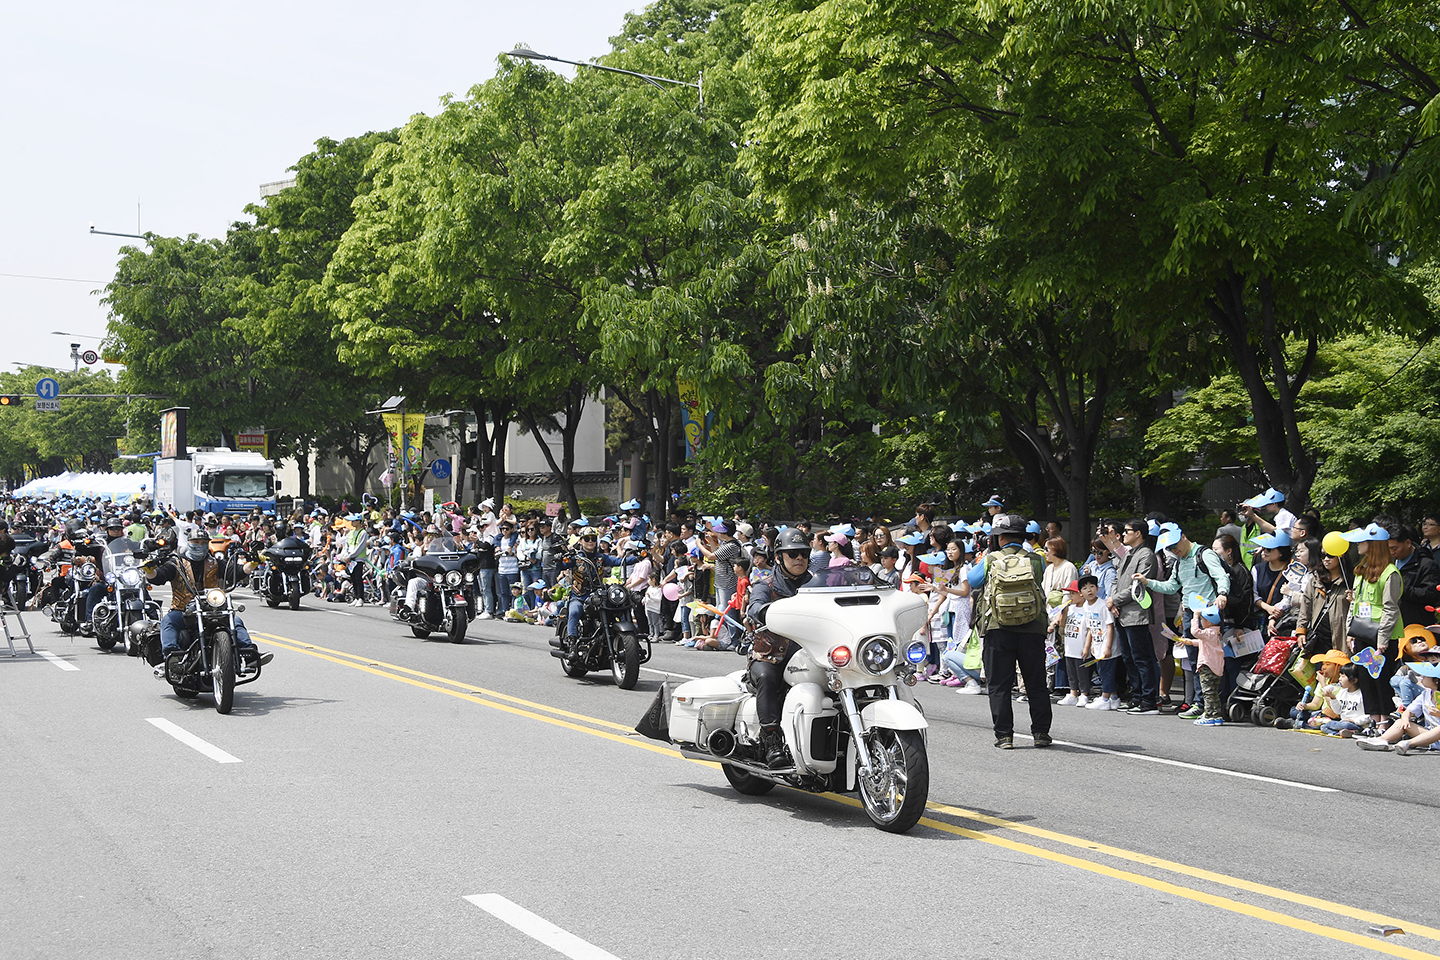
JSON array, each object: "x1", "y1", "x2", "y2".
[{"x1": 858, "y1": 728, "x2": 929, "y2": 833}]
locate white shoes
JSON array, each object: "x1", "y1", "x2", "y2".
[
  {"x1": 956, "y1": 681, "x2": 982, "y2": 695},
  {"x1": 1086, "y1": 697, "x2": 1118, "y2": 710},
  {"x1": 477, "y1": 611, "x2": 493, "y2": 620},
  {"x1": 1075, "y1": 695, "x2": 1090, "y2": 708},
  {"x1": 1058, "y1": 693, "x2": 1078, "y2": 706}
]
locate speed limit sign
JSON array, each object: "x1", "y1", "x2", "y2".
[{"x1": 81, "y1": 350, "x2": 98, "y2": 365}]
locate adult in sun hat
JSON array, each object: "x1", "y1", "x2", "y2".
[
  {"x1": 1342, "y1": 520, "x2": 1404, "y2": 725},
  {"x1": 1135, "y1": 523, "x2": 1231, "y2": 719},
  {"x1": 1108, "y1": 518, "x2": 1161, "y2": 714}
]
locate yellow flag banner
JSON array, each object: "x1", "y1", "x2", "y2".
[
  {"x1": 383, "y1": 413, "x2": 425, "y2": 472},
  {"x1": 677, "y1": 380, "x2": 711, "y2": 460}
]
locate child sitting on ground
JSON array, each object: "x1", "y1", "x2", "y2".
[
  {"x1": 1358, "y1": 661, "x2": 1440, "y2": 754},
  {"x1": 1296, "y1": 662, "x2": 1369, "y2": 737},
  {"x1": 1277, "y1": 649, "x2": 1347, "y2": 729},
  {"x1": 504, "y1": 581, "x2": 535, "y2": 623}
]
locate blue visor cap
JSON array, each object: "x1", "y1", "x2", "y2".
[
  {"x1": 1341, "y1": 522, "x2": 1390, "y2": 543},
  {"x1": 898, "y1": 532, "x2": 926, "y2": 546},
  {"x1": 1253, "y1": 531, "x2": 1292, "y2": 549},
  {"x1": 620, "y1": 499, "x2": 641, "y2": 511},
  {"x1": 982, "y1": 496, "x2": 1004, "y2": 507},
  {"x1": 918, "y1": 551, "x2": 947, "y2": 565},
  {"x1": 1244, "y1": 487, "x2": 1286, "y2": 508},
  {"x1": 1155, "y1": 524, "x2": 1183, "y2": 552}
]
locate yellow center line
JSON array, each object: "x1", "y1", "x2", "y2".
[
  {"x1": 251, "y1": 632, "x2": 637, "y2": 733},
  {"x1": 254, "y1": 632, "x2": 1440, "y2": 957}
]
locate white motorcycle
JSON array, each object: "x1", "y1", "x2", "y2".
[{"x1": 640, "y1": 566, "x2": 934, "y2": 833}]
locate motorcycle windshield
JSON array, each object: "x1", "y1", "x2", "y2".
[
  {"x1": 101, "y1": 539, "x2": 144, "y2": 578},
  {"x1": 798, "y1": 565, "x2": 886, "y2": 592}
]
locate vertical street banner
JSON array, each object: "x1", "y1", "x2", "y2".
[
  {"x1": 160, "y1": 407, "x2": 188, "y2": 459},
  {"x1": 677, "y1": 380, "x2": 712, "y2": 461},
  {"x1": 236, "y1": 426, "x2": 267, "y2": 457},
  {"x1": 382, "y1": 413, "x2": 425, "y2": 473}
]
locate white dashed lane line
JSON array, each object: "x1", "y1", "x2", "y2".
[
  {"x1": 36, "y1": 650, "x2": 80, "y2": 671},
  {"x1": 146, "y1": 717, "x2": 242, "y2": 763},
  {"x1": 465, "y1": 894, "x2": 621, "y2": 960}
]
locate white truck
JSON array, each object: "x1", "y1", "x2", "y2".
[{"x1": 153, "y1": 448, "x2": 278, "y2": 515}]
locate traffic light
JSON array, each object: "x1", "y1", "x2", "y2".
[{"x1": 0, "y1": 395, "x2": 22, "y2": 407}]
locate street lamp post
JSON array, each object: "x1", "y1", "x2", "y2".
[{"x1": 501, "y1": 47, "x2": 702, "y2": 109}]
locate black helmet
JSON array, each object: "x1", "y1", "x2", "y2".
[{"x1": 775, "y1": 528, "x2": 809, "y2": 555}]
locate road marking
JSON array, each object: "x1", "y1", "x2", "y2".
[
  {"x1": 1011, "y1": 733, "x2": 1338, "y2": 793},
  {"x1": 918, "y1": 799, "x2": 1440, "y2": 945},
  {"x1": 36, "y1": 650, "x2": 79, "y2": 671},
  {"x1": 311, "y1": 607, "x2": 355, "y2": 617},
  {"x1": 640, "y1": 666, "x2": 699, "y2": 680},
  {"x1": 465, "y1": 894, "x2": 621, "y2": 960},
  {"x1": 145, "y1": 717, "x2": 242, "y2": 763},
  {"x1": 258, "y1": 633, "x2": 1440, "y2": 955}
]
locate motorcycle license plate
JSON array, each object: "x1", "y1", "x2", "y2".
[{"x1": 453, "y1": 595, "x2": 466, "y2": 604}]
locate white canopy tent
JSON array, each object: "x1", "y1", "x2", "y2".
[{"x1": 11, "y1": 471, "x2": 150, "y2": 503}]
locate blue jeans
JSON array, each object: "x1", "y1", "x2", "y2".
[
  {"x1": 497, "y1": 572, "x2": 518, "y2": 610},
  {"x1": 477, "y1": 569, "x2": 497, "y2": 616},
  {"x1": 1095, "y1": 657, "x2": 1122, "y2": 695},
  {"x1": 566, "y1": 595, "x2": 586, "y2": 638},
  {"x1": 520, "y1": 566, "x2": 542, "y2": 607},
  {"x1": 1392, "y1": 672, "x2": 1423, "y2": 708},
  {"x1": 941, "y1": 649, "x2": 982, "y2": 684},
  {"x1": 159, "y1": 609, "x2": 252, "y2": 655},
  {"x1": 1321, "y1": 719, "x2": 1363, "y2": 736}
]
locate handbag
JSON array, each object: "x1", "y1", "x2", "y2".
[
  {"x1": 962, "y1": 632, "x2": 983, "y2": 672},
  {"x1": 1347, "y1": 616, "x2": 1380, "y2": 645}
]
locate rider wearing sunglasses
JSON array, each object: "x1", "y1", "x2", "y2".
[{"x1": 557, "y1": 527, "x2": 626, "y2": 652}]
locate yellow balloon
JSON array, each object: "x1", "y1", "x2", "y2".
[{"x1": 1322, "y1": 531, "x2": 1350, "y2": 557}]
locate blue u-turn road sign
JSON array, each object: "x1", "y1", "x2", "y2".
[
  {"x1": 429, "y1": 459, "x2": 451, "y2": 480},
  {"x1": 36, "y1": 378, "x2": 59, "y2": 400}
]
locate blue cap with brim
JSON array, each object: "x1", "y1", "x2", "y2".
[
  {"x1": 918, "y1": 551, "x2": 946, "y2": 565},
  {"x1": 1408, "y1": 661, "x2": 1440, "y2": 679},
  {"x1": 1156, "y1": 524, "x2": 1183, "y2": 551},
  {"x1": 1025, "y1": 520, "x2": 1041, "y2": 534},
  {"x1": 1187, "y1": 593, "x2": 1221, "y2": 623},
  {"x1": 1254, "y1": 531, "x2": 1292, "y2": 549},
  {"x1": 983, "y1": 496, "x2": 1004, "y2": 507},
  {"x1": 898, "y1": 532, "x2": 926, "y2": 546},
  {"x1": 1244, "y1": 487, "x2": 1286, "y2": 508},
  {"x1": 1341, "y1": 522, "x2": 1390, "y2": 543},
  {"x1": 620, "y1": 499, "x2": 641, "y2": 511}
]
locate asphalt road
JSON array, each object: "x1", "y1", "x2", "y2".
[{"x1": 4, "y1": 591, "x2": 1439, "y2": 960}]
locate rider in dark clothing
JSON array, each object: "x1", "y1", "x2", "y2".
[{"x1": 744, "y1": 527, "x2": 814, "y2": 767}]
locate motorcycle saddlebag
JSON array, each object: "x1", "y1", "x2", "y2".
[{"x1": 635, "y1": 683, "x2": 677, "y2": 743}]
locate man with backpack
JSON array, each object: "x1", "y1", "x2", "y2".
[{"x1": 958, "y1": 513, "x2": 1053, "y2": 749}]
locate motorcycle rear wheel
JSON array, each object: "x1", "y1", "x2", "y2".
[
  {"x1": 559, "y1": 641, "x2": 589, "y2": 678},
  {"x1": 858, "y1": 728, "x2": 929, "y2": 833},
  {"x1": 211, "y1": 630, "x2": 236, "y2": 715},
  {"x1": 721, "y1": 762, "x2": 776, "y2": 796},
  {"x1": 611, "y1": 633, "x2": 640, "y2": 689}
]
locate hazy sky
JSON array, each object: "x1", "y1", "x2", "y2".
[{"x1": 0, "y1": 0, "x2": 642, "y2": 382}]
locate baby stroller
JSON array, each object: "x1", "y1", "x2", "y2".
[{"x1": 1226, "y1": 635, "x2": 1305, "y2": 726}]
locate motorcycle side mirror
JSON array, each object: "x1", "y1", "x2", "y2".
[{"x1": 234, "y1": 602, "x2": 246, "y2": 613}]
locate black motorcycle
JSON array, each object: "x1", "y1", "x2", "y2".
[
  {"x1": 91, "y1": 538, "x2": 162, "y2": 653},
  {"x1": 547, "y1": 555, "x2": 650, "y2": 689},
  {"x1": 5, "y1": 534, "x2": 46, "y2": 610},
  {"x1": 388, "y1": 538, "x2": 480, "y2": 643},
  {"x1": 253, "y1": 537, "x2": 312, "y2": 610},
  {"x1": 51, "y1": 545, "x2": 100, "y2": 636},
  {"x1": 140, "y1": 585, "x2": 259, "y2": 714}
]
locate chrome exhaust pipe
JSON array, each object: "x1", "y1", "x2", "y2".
[
  {"x1": 677, "y1": 746, "x2": 796, "y2": 776},
  {"x1": 706, "y1": 728, "x2": 737, "y2": 757}
]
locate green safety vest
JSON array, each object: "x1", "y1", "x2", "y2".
[{"x1": 1353, "y1": 563, "x2": 1404, "y2": 640}]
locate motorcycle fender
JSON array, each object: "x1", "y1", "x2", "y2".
[
  {"x1": 859, "y1": 699, "x2": 928, "y2": 731},
  {"x1": 614, "y1": 619, "x2": 637, "y2": 634}
]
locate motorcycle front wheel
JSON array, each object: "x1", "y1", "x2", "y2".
[
  {"x1": 96, "y1": 634, "x2": 117, "y2": 651},
  {"x1": 289, "y1": 583, "x2": 302, "y2": 611},
  {"x1": 858, "y1": 728, "x2": 929, "y2": 833},
  {"x1": 610, "y1": 633, "x2": 640, "y2": 689},
  {"x1": 211, "y1": 630, "x2": 236, "y2": 715},
  {"x1": 411, "y1": 625, "x2": 432, "y2": 638},
  {"x1": 447, "y1": 612, "x2": 467, "y2": 644}
]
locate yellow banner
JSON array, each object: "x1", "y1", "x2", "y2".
[
  {"x1": 383, "y1": 412, "x2": 424, "y2": 472},
  {"x1": 677, "y1": 380, "x2": 709, "y2": 460}
]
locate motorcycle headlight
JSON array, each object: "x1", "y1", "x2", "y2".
[
  {"x1": 904, "y1": 639, "x2": 928, "y2": 666},
  {"x1": 608, "y1": 585, "x2": 626, "y2": 605},
  {"x1": 446, "y1": 570, "x2": 462, "y2": 586},
  {"x1": 205, "y1": 588, "x2": 227, "y2": 608},
  {"x1": 464, "y1": 572, "x2": 474, "y2": 583},
  {"x1": 119, "y1": 568, "x2": 143, "y2": 588},
  {"x1": 858, "y1": 636, "x2": 897, "y2": 675},
  {"x1": 80, "y1": 562, "x2": 97, "y2": 580}
]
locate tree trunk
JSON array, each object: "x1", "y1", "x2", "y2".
[
  {"x1": 472, "y1": 402, "x2": 490, "y2": 502},
  {"x1": 297, "y1": 443, "x2": 312, "y2": 500},
  {"x1": 999, "y1": 403, "x2": 1051, "y2": 519}
]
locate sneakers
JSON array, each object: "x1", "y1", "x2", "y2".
[
  {"x1": 1033, "y1": 734, "x2": 1053, "y2": 748},
  {"x1": 1356, "y1": 737, "x2": 1392, "y2": 751},
  {"x1": 1178, "y1": 705, "x2": 1204, "y2": 720},
  {"x1": 1396, "y1": 739, "x2": 1413, "y2": 756},
  {"x1": 1193, "y1": 716, "x2": 1224, "y2": 726},
  {"x1": 956, "y1": 681, "x2": 983, "y2": 695},
  {"x1": 1058, "y1": 692, "x2": 1078, "y2": 706},
  {"x1": 477, "y1": 611, "x2": 492, "y2": 620},
  {"x1": 994, "y1": 737, "x2": 1014, "y2": 750},
  {"x1": 941, "y1": 676, "x2": 964, "y2": 687},
  {"x1": 1085, "y1": 697, "x2": 1107, "y2": 710},
  {"x1": 1128, "y1": 704, "x2": 1160, "y2": 716},
  {"x1": 1074, "y1": 695, "x2": 1090, "y2": 708},
  {"x1": 1273, "y1": 718, "x2": 1294, "y2": 730}
]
